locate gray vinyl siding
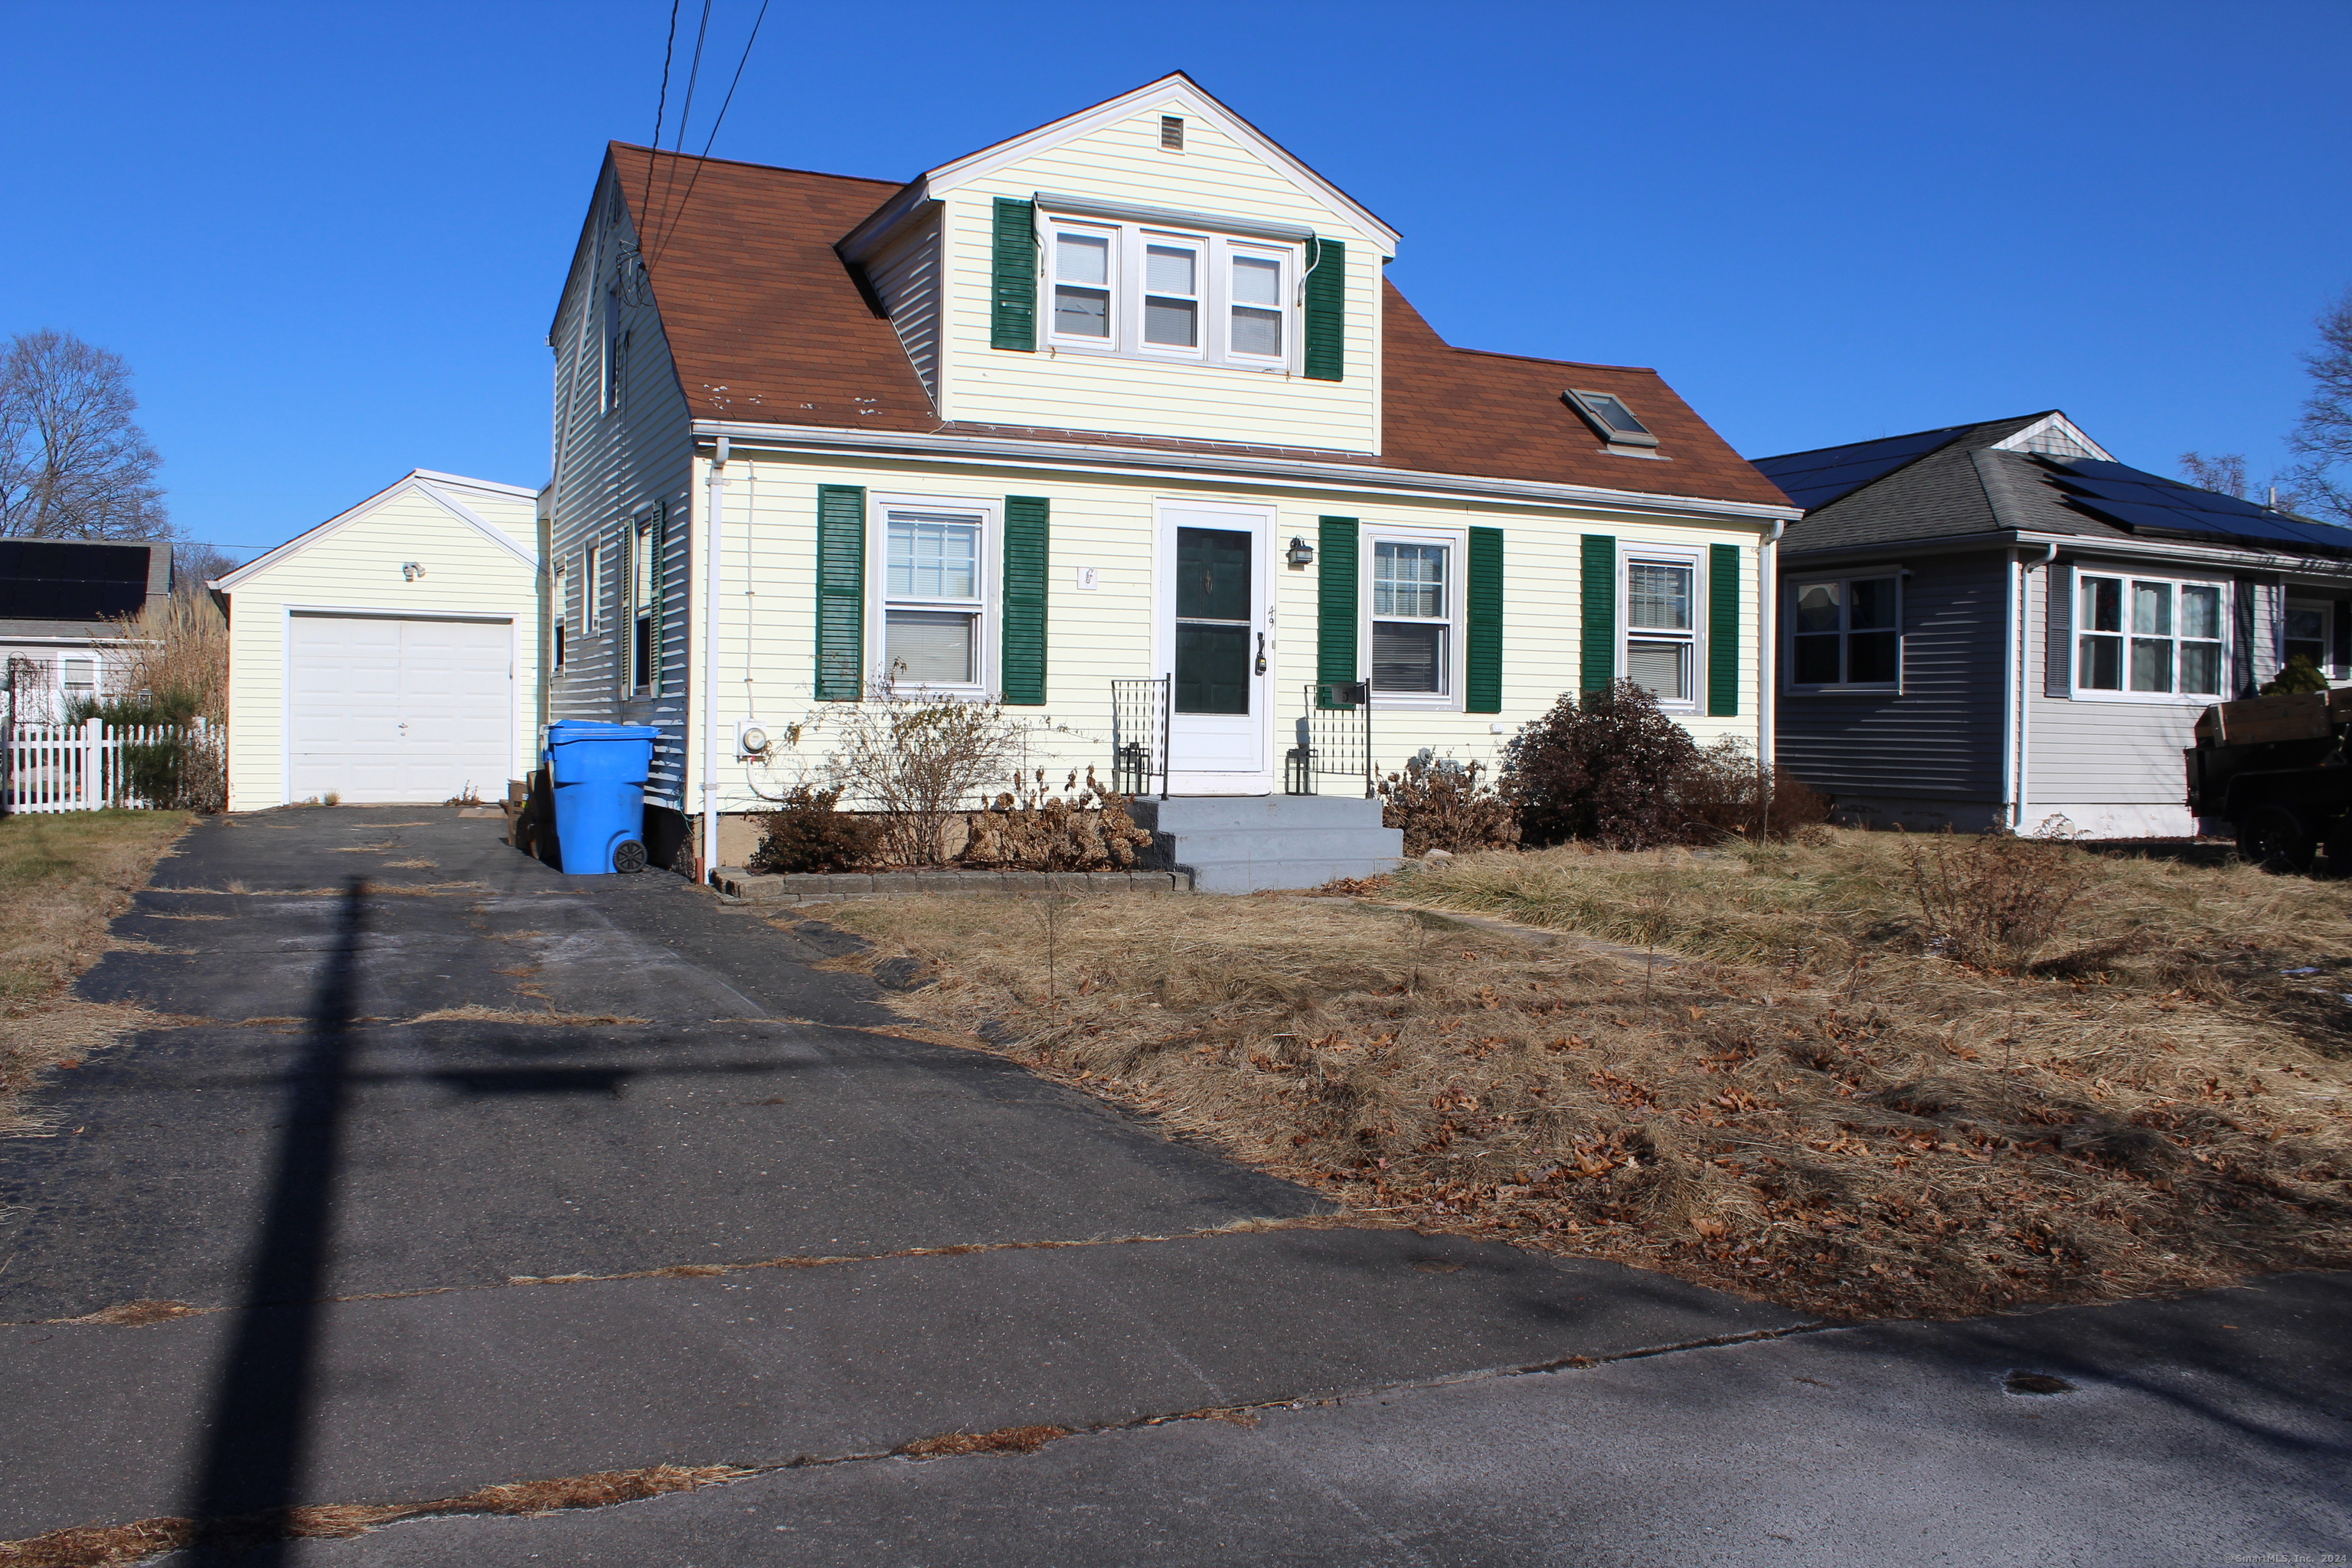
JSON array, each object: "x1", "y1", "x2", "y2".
[
  {"x1": 1776, "y1": 550, "x2": 2009, "y2": 805},
  {"x1": 2024, "y1": 556, "x2": 2278, "y2": 809},
  {"x1": 546, "y1": 168, "x2": 694, "y2": 807},
  {"x1": 865, "y1": 211, "x2": 943, "y2": 406}
]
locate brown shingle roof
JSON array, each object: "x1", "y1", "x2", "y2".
[{"x1": 609, "y1": 144, "x2": 1790, "y2": 510}]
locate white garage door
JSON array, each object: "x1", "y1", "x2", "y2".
[{"x1": 288, "y1": 615, "x2": 514, "y2": 805}]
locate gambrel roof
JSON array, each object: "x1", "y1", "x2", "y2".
[{"x1": 585, "y1": 141, "x2": 1790, "y2": 509}]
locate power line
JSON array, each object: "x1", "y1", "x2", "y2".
[
  {"x1": 649, "y1": 0, "x2": 771, "y2": 268},
  {"x1": 640, "y1": 0, "x2": 682, "y2": 227},
  {"x1": 648, "y1": 0, "x2": 715, "y2": 254}
]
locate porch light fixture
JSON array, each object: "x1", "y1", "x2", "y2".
[
  {"x1": 400, "y1": 562, "x2": 426, "y2": 581},
  {"x1": 1285, "y1": 537, "x2": 1315, "y2": 568}
]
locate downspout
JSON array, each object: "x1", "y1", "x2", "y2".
[
  {"x1": 699, "y1": 436, "x2": 729, "y2": 881},
  {"x1": 2013, "y1": 541, "x2": 2056, "y2": 831},
  {"x1": 1759, "y1": 519, "x2": 1784, "y2": 769}
]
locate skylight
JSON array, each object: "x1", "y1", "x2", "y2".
[{"x1": 1566, "y1": 389, "x2": 1658, "y2": 447}]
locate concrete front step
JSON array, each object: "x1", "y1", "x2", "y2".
[{"x1": 1128, "y1": 795, "x2": 1403, "y2": 893}]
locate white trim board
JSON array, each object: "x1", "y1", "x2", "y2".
[{"x1": 217, "y1": 471, "x2": 539, "y2": 591}]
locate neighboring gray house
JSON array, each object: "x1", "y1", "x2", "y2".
[
  {"x1": 1753, "y1": 412, "x2": 2352, "y2": 838},
  {"x1": 0, "y1": 539, "x2": 173, "y2": 722}
]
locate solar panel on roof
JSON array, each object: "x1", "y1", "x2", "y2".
[
  {"x1": 2044, "y1": 459, "x2": 2352, "y2": 554},
  {"x1": 1750, "y1": 426, "x2": 1972, "y2": 511}
]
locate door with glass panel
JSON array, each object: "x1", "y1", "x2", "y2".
[
  {"x1": 1161, "y1": 506, "x2": 1271, "y2": 792},
  {"x1": 880, "y1": 507, "x2": 985, "y2": 693}
]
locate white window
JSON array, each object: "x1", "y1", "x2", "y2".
[
  {"x1": 602, "y1": 286, "x2": 624, "y2": 413},
  {"x1": 2284, "y1": 598, "x2": 2335, "y2": 680},
  {"x1": 879, "y1": 503, "x2": 989, "y2": 693},
  {"x1": 1788, "y1": 576, "x2": 1900, "y2": 691},
  {"x1": 61, "y1": 658, "x2": 95, "y2": 703},
  {"x1": 583, "y1": 543, "x2": 601, "y2": 635},
  {"x1": 2076, "y1": 573, "x2": 2225, "y2": 699},
  {"x1": 1043, "y1": 219, "x2": 1295, "y2": 371},
  {"x1": 1624, "y1": 554, "x2": 1698, "y2": 706},
  {"x1": 1368, "y1": 537, "x2": 1457, "y2": 702},
  {"x1": 629, "y1": 512, "x2": 655, "y2": 694}
]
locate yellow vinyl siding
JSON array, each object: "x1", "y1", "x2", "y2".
[
  {"x1": 940, "y1": 105, "x2": 1384, "y2": 452},
  {"x1": 684, "y1": 449, "x2": 1766, "y2": 816},
  {"x1": 222, "y1": 483, "x2": 540, "y2": 811}
]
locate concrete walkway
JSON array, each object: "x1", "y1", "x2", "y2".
[{"x1": 0, "y1": 807, "x2": 2344, "y2": 1565}]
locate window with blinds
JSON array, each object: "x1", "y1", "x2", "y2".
[
  {"x1": 883, "y1": 509, "x2": 985, "y2": 689},
  {"x1": 1625, "y1": 556, "x2": 1697, "y2": 706}
]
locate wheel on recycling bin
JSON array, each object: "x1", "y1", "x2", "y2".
[{"x1": 612, "y1": 838, "x2": 649, "y2": 874}]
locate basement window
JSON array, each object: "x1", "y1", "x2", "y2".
[{"x1": 1565, "y1": 389, "x2": 1659, "y2": 448}]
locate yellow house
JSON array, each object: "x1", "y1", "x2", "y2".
[
  {"x1": 545, "y1": 74, "x2": 1797, "y2": 887},
  {"x1": 213, "y1": 470, "x2": 541, "y2": 810}
]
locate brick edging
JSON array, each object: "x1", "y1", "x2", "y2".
[{"x1": 712, "y1": 867, "x2": 1194, "y2": 903}]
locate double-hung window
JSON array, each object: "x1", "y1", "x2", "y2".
[
  {"x1": 1043, "y1": 218, "x2": 1295, "y2": 370},
  {"x1": 583, "y1": 543, "x2": 601, "y2": 636},
  {"x1": 629, "y1": 511, "x2": 655, "y2": 694},
  {"x1": 1625, "y1": 554, "x2": 1697, "y2": 706},
  {"x1": 1789, "y1": 576, "x2": 1900, "y2": 690},
  {"x1": 880, "y1": 504, "x2": 988, "y2": 693},
  {"x1": 2284, "y1": 599, "x2": 2336, "y2": 679},
  {"x1": 1369, "y1": 537, "x2": 1456, "y2": 702},
  {"x1": 2076, "y1": 573, "x2": 2224, "y2": 698}
]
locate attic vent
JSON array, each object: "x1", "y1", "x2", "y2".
[
  {"x1": 2020, "y1": 425, "x2": 2097, "y2": 461},
  {"x1": 1160, "y1": 115, "x2": 1184, "y2": 151}
]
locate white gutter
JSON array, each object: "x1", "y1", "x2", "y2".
[
  {"x1": 1759, "y1": 519, "x2": 1784, "y2": 769},
  {"x1": 700, "y1": 436, "x2": 730, "y2": 881},
  {"x1": 689, "y1": 419, "x2": 1800, "y2": 528}
]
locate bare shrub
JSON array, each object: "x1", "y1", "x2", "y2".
[
  {"x1": 1680, "y1": 737, "x2": 1833, "y2": 843},
  {"x1": 1901, "y1": 829, "x2": 2100, "y2": 972},
  {"x1": 961, "y1": 767, "x2": 1155, "y2": 871},
  {"x1": 817, "y1": 688, "x2": 1028, "y2": 866},
  {"x1": 99, "y1": 591, "x2": 227, "y2": 720},
  {"x1": 748, "y1": 785, "x2": 886, "y2": 874},
  {"x1": 1501, "y1": 681, "x2": 1701, "y2": 849},
  {"x1": 1378, "y1": 752, "x2": 1520, "y2": 856}
]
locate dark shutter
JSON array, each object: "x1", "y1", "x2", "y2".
[
  {"x1": 991, "y1": 198, "x2": 1036, "y2": 351},
  {"x1": 1580, "y1": 535, "x2": 1617, "y2": 696},
  {"x1": 1303, "y1": 237, "x2": 1345, "y2": 382},
  {"x1": 815, "y1": 485, "x2": 866, "y2": 701},
  {"x1": 2045, "y1": 561, "x2": 2073, "y2": 698},
  {"x1": 2231, "y1": 577, "x2": 2259, "y2": 698},
  {"x1": 648, "y1": 499, "x2": 666, "y2": 696},
  {"x1": 1001, "y1": 495, "x2": 1049, "y2": 705},
  {"x1": 1466, "y1": 527, "x2": 1504, "y2": 714},
  {"x1": 2334, "y1": 599, "x2": 2351, "y2": 677},
  {"x1": 1317, "y1": 517, "x2": 1358, "y2": 700},
  {"x1": 1707, "y1": 542, "x2": 1740, "y2": 717}
]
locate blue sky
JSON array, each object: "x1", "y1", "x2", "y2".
[{"x1": 5, "y1": 1, "x2": 2347, "y2": 559}]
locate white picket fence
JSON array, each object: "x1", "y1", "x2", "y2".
[{"x1": 5, "y1": 718, "x2": 214, "y2": 813}]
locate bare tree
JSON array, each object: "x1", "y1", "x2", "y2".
[
  {"x1": 172, "y1": 541, "x2": 242, "y2": 598},
  {"x1": 2177, "y1": 451, "x2": 2251, "y2": 498},
  {"x1": 0, "y1": 329, "x2": 170, "y2": 539},
  {"x1": 2284, "y1": 289, "x2": 2352, "y2": 526}
]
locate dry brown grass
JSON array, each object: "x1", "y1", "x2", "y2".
[
  {"x1": 406, "y1": 1005, "x2": 649, "y2": 1027},
  {"x1": 895, "y1": 1425, "x2": 1070, "y2": 1459},
  {"x1": 0, "y1": 812, "x2": 192, "y2": 1135},
  {"x1": 0, "y1": 1464, "x2": 752, "y2": 1567},
  {"x1": 822, "y1": 840, "x2": 2352, "y2": 1320}
]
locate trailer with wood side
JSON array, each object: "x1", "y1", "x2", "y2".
[{"x1": 2184, "y1": 688, "x2": 2352, "y2": 872}]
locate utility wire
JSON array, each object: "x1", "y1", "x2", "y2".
[
  {"x1": 648, "y1": 0, "x2": 715, "y2": 255},
  {"x1": 639, "y1": 0, "x2": 682, "y2": 229},
  {"x1": 649, "y1": 0, "x2": 772, "y2": 267}
]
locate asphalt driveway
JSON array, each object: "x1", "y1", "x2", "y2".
[{"x1": 0, "y1": 806, "x2": 2344, "y2": 1565}]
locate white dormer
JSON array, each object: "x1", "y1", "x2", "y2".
[
  {"x1": 1993, "y1": 412, "x2": 2115, "y2": 463},
  {"x1": 840, "y1": 74, "x2": 1395, "y2": 453}
]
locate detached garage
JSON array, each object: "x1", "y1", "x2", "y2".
[{"x1": 214, "y1": 470, "x2": 543, "y2": 810}]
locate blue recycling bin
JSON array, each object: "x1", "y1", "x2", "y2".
[{"x1": 543, "y1": 720, "x2": 661, "y2": 874}]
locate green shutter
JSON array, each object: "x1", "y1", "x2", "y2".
[
  {"x1": 1466, "y1": 527, "x2": 1504, "y2": 714},
  {"x1": 648, "y1": 499, "x2": 666, "y2": 696},
  {"x1": 1302, "y1": 237, "x2": 1345, "y2": 382},
  {"x1": 991, "y1": 198, "x2": 1036, "y2": 351},
  {"x1": 1317, "y1": 516, "x2": 1358, "y2": 701},
  {"x1": 815, "y1": 485, "x2": 865, "y2": 701},
  {"x1": 1580, "y1": 534, "x2": 1617, "y2": 696},
  {"x1": 1707, "y1": 542, "x2": 1740, "y2": 717},
  {"x1": 1001, "y1": 495, "x2": 1049, "y2": 705}
]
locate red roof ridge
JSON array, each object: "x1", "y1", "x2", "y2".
[
  {"x1": 608, "y1": 140, "x2": 904, "y2": 191},
  {"x1": 1437, "y1": 342, "x2": 1658, "y2": 376}
]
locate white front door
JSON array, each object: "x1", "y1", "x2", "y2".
[
  {"x1": 1161, "y1": 505, "x2": 1273, "y2": 794},
  {"x1": 287, "y1": 614, "x2": 514, "y2": 804}
]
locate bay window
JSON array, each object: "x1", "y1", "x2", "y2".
[
  {"x1": 1370, "y1": 537, "x2": 1455, "y2": 701},
  {"x1": 1042, "y1": 217, "x2": 1295, "y2": 370},
  {"x1": 1625, "y1": 554, "x2": 1697, "y2": 706},
  {"x1": 1789, "y1": 576, "x2": 1900, "y2": 690},
  {"x1": 2076, "y1": 573, "x2": 2223, "y2": 698}
]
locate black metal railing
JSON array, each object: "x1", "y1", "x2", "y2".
[
  {"x1": 1109, "y1": 677, "x2": 1171, "y2": 799},
  {"x1": 1285, "y1": 679, "x2": 1374, "y2": 797}
]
